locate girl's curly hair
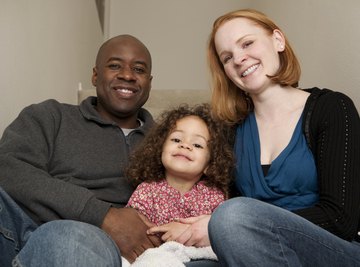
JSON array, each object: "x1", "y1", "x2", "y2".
[{"x1": 126, "y1": 103, "x2": 234, "y2": 198}]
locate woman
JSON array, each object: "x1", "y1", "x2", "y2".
[{"x1": 205, "y1": 8, "x2": 360, "y2": 266}]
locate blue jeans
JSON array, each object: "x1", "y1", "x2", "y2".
[
  {"x1": 0, "y1": 187, "x2": 37, "y2": 266},
  {"x1": 209, "y1": 197, "x2": 360, "y2": 267},
  {"x1": 1, "y1": 187, "x2": 217, "y2": 267},
  {"x1": 0, "y1": 187, "x2": 121, "y2": 267}
]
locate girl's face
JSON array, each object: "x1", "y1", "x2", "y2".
[
  {"x1": 161, "y1": 115, "x2": 210, "y2": 182},
  {"x1": 214, "y1": 18, "x2": 285, "y2": 95}
]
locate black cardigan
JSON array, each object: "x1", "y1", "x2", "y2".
[
  {"x1": 231, "y1": 88, "x2": 360, "y2": 241},
  {"x1": 296, "y1": 87, "x2": 360, "y2": 241}
]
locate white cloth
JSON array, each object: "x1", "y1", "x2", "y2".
[{"x1": 125, "y1": 241, "x2": 217, "y2": 267}]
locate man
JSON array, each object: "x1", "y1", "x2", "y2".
[{"x1": 0, "y1": 34, "x2": 161, "y2": 266}]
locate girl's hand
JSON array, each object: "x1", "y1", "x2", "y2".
[
  {"x1": 176, "y1": 215, "x2": 211, "y2": 247},
  {"x1": 147, "y1": 221, "x2": 190, "y2": 242}
]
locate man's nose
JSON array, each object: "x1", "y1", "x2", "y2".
[{"x1": 117, "y1": 67, "x2": 135, "y2": 81}]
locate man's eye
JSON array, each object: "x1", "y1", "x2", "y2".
[
  {"x1": 133, "y1": 67, "x2": 146, "y2": 74},
  {"x1": 108, "y1": 64, "x2": 120, "y2": 70}
]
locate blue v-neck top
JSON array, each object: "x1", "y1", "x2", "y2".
[{"x1": 234, "y1": 112, "x2": 318, "y2": 211}]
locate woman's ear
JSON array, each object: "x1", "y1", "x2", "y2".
[{"x1": 273, "y1": 29, "x2": 286, "y2": 52}]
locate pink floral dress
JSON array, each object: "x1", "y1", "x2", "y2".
[{"x1": 126, "y1": 180, "x2": 225, "y2": 225}]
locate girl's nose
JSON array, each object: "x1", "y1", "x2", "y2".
[{"x1": 179, "y1": 143, "x2": 192, "y2": 151}]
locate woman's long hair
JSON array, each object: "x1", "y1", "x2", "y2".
[{"x1": 208, "y1": 9, "x2": 301, "y2": 125}]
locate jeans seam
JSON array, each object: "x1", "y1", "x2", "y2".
[
  {"x1": 271, "y1": 225, "x2": 354, "y2": 266},
  {"x1": 277, "y1": 226, "x2": 343, "y2": 253},
  {"x1": 12, "y1": 256, "x2": 23, "y2": 267},
  {"x1": 0, "y1": 225, "x2": 19, "y2": 249},
  {"x1": 276, "y1": 226, "x2": 360, "y2": 264},
  {"x1": 271, "y1": 222, "x2": 292, "y2": 267}
]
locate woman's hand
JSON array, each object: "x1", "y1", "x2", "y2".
[
  {"x1": 176, "y1": 215, "x2": 211, "y2": 247},
  {"x1": 147, "y1": 221, "x2": 189, "y2": 242}
]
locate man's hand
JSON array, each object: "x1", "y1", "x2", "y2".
[
  {"x1": 101, "y1": 207, "x2": 162, "y2": 263},
  {"x1": 147, "y1": 221, "x2": 189, "y2": 242},
  {"x1": 176, "y1": 215, "x2": 211, "y2": 247}
]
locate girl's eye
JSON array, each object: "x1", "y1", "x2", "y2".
[
  {"x1": 170, "y1": 138, "x2": 181, "y2": 143},
  {"x1": 194, "y1": 143, "x2": 204, "y2": 149}
]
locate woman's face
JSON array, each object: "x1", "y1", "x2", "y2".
[{"x1": 214, "y1": 18, "x2": 284, "y2": 95}]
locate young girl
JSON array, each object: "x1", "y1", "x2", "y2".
[{"x1": 124, "y1": 103, "x2": 234, "y2": 266}]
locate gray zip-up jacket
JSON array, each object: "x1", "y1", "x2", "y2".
[{"x1": 0, "y1": 96, "x2": 154, "y2": 227}]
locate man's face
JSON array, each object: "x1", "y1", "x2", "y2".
[{"x1": 92, "y1": 36, "x2": 152, "y2": 126}]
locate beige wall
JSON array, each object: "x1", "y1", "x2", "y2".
[
  {"x1": 1, "y1": 0, "x2": 359, "y2": 134},
  {"x1": 251, "y1": 0, "x2": 360, "y2": 110},
  {"x1": 107, "y1": 0, "x2": 251, "y2": 91},
  {"x1": 107, "y1": 0, "x2": 360, "y2": 109},
  {"x1": 0, "y1": 0, "x2": 103, "y2": 134}
]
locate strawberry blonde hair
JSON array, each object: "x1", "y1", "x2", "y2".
[{"x1": 208, "y1": 9, "x2": 301, "y2": 125}]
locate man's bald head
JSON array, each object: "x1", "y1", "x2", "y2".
[{"x1": 95, "y1": 34, "x2": 152, "y2": 71}]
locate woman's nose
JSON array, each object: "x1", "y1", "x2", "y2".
[{"x1": 233, "y1": 51, "x2": 247, "y2": 65}]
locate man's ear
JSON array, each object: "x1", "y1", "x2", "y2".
[
  {"x1": 91, "y1": 67, "x2": 97, "y2": 86},
  {"x1": 147, "y1": 75, "x2": 153, "y2": 93},
  {"x1": 273, "y1": 29, "x2": 286, "y2": 52}
]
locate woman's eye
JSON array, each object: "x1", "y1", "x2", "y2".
[
  {"x1": 222, "y1": 55, "x2": 232, "y2": 64},
  {"x1": 243, "y1": 41, "x2": 253, "y2": 48}
]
